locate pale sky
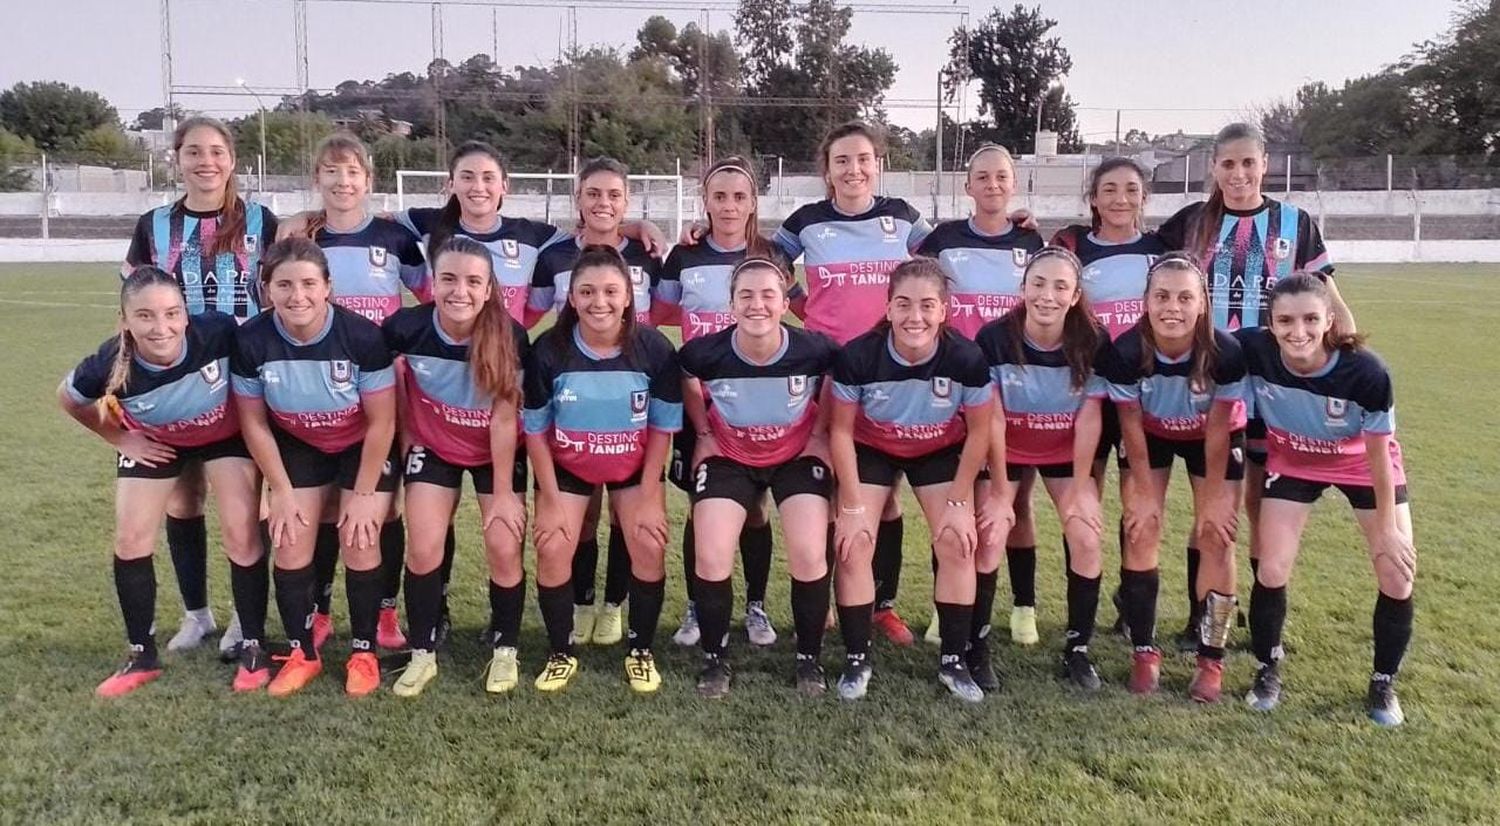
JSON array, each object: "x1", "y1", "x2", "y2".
[{"x1": 5, "y1": 0, "x2": 1463, "y2": 151}]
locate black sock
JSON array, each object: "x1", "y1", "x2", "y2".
[
  {"x1": 1007, "y1": 546, "x2": 1037, "y2": 607},
  {"x1": 935, "y1": 601, "x2": 974, "y2": 661},
  {"x1": 1249, "y1": 557, "x2": 1260, "y2": 579},
  {"x1": 972, "y1": 570, "x2": 998, "y2": 644},
  {"x1": 740, "y1": 522, "x2": 773, "y2": 605},
  {"x1": 113, "y1": 556, "x2": 157, "y2": 658},
  {"x1": 1249, "y1": 582, "x2": 1288, "y2": 665},
  {"x1": 273, "y1": 564, "x2": 317, "y2": 657},
  {"x1": 229, "y1": 556, "x2": 269, "y2": 647},
  {"x1": 257, "y1": 519, "x2": 273, "y2": 562},
  {"x1": 344, "y1": 566, "x2": 384, "y2": 653},
  {"x1": 681, "y1": 520, "x2": 697, "y2": 602},
  {"x1": 1120, "y1": 567, "x2": 1160, "y2": 649},
  {"x1": 604, "y1": 525, "x2": 632, "y2": 606},
  {"x1": 440, "y1": 525, "x2": 457, "y2": 615},
  {"x1": 873, "y1": 518, "x2": 903, "y2": 609},
  {"x1": 403, "y1": 567, "x2": 443, "y2": 651},
  {"x1": 626, "y1": 575, "x2": 666, "y2": 652},
  {"x1": 1373, "y1": 592, "x2": 1413, "y2": 677},
  {"x1": 838, "y1": 601, "x2": 875, "y2": 660},
  {"x1": 313, "y1": 523, "x2": 339, "y2": 615},
  {"x1": 538, "y1": 582, "x2": 574, "y2": 654},
  {"x1": 1185, "y1": 546, "x2": 1202, "y2": 622},
  {"x1": 1062, "y1": 538, "x2": 1072, "y2": 573},
  {"x1": 379, "y1": 519, "x2": 405, "y2": 609},
  {"x1": 572, "y1": 537, "x2": 599, "y2": 605},
  {"x1": 791, "y1": 573, "x2": 831, "y2": 657},
  {"x1": 1064, "y1": 570, "x2": 1102, "y2": 650},
  {"x1": 695, "y1": 576, "x2": 733, "y2": 657},
  {"x1": 165, "y1": 515, "x2": 208, "y2": 612},
  {"x1": 488, "y1": 578, "x2": 525, "y2": 649}
]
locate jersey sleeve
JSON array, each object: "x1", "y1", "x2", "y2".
[
  {"x1": 258, "y1": 209, "x2": 280, "y2": 251},
  {"x1": 230, "y1": 326, "x2": 265, "y2": 399},
  {"x1": 526, "y1": 251, "x2": 558, "y2": 314},
  {"x1": 772, "y1": 210, "x2": 807, "y2": 262},
  {"x1": 393, "y1": 226, "x2": 431, "y2": 301},
  {"x1": 1211, "y1": 333, "x2": 1248, "y2": 404},
  {"x1": 520, "y1": 339, "x2": 556, "y2": 434},
  {"x1": 676, "y1": 336, "x2": 705, "y2": 380},
  {"x1": 1294, "y1": 209, "x2": 1334, "y2": 277},
  {"x1": 1356, "y1": 358, "x2": 1396, "y2": 434},
  {"x1": 349, "y1": 317, "x2": 396, "y2": 395},
  {"x1": 654, "y1": 246, "x2": 686, "y2": 308},
  {"x1": 123, "y1": 212, "x2": 154, "y2": 277},
  {"x1": 953, "y1": 338, "x2": 993, "y2": 409},
  {"x1": 645, "y1": 334, "x2": 684, "y2": 433},
  {"x1": 1155, "y1": 204, "x2": 1195, "y2": 251},
  {"x1": 830, "y1": 346, "x2": 862, "y2": 404},
  {"x1": 396, "y1": 208, "x2": 437, "y2": 238},
  {"x1": 537, "y1": 223, "x2": 570, "y2": 251},
  {"x1": 1048, "y1": 225, "x2": 1082, "y2": 252},
  {"x1": 1096, "y1": 340, "x2": 1141, "y2": 405},
  {"x1": 902, "y1": 201, "x2": 934, "y2": 254},
  {"x1": 65, "y1": 339, "x2": 117, "y2": 404}
]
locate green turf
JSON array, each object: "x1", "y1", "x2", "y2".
[{"x1": 1, "y1": 263, "x2": 1497, "y2": 823}]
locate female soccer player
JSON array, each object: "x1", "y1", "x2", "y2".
[
  {"x1": 122, "y1": 116, "x2": 279, "y2": 656},
  {"x1": 776, "y1": 121, "x2": 935, "y2": 646},
  {"x1": 382, "y1": 237, "x2": 531, "y2": 696},
  {"x1": 1157, "y1": 123, "x2": 1353, "y2": 625},
  {"x1": 1099, "y1": 254, "x2": 1247, "y2": 699},
  {"x1": 830, "y1": 258, "x2": 993, "y2": 702},
  {"x1": 231, "y1": 238, "x2": 398, "y2": 698},
  {"x1": 975, "y1": 247, "x2": 1109, "y2": 691},
  {"x1": 295, "y1": 132, "x2": 429, "y2": 654},
  {"x1": 527, "y1": 158, "x2": 666, "y2": 649},
  {"x1": 1236, "y1": 274, "x2": 1414, "y2": 727},
  {"x1": 679, "y1": 256, "x2": 839, "y2": 698},
  {"x1": 523, "y1": 245, "x2": 682, "y2": 693},
  {"x1": 916, "y1": 142, "x2": 1043, "y2": 649},
  {"x1": 60, "y1": 267, "x2": 269, "y2": 696},
  {"x1": 658, "y1": 156, "x2": 779, "y2": 650}
]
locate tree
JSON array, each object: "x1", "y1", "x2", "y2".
[
  {"x1": 1403, "y1": 0, "x2": 1500, "y2": 154},
  {"x1": 0, "y1": 81, "x2": 119, "y2": 151},
  {"x1": 0, "y1": 127, "x2": 36, "y2": 192},
  {"x1": 734, "y1": 0, "x2": 795, "y2": 90},
  {"x1": 943, "y1": 4, "x2": 1081, "y2": 153},
  {"x1": 229, "y1": 111, "x2": 337, "y2": 176},
  {"x1": 130, "y1": 104, "x2": 187, "y2": 132}
]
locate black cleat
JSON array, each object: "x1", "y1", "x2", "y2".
[
  {"x1": 696, "y1": 656, "x2": 732, "y2": 699},
  {"x1": 794, "y1": 656, "x2": 827, "y2": 697},
  {"x1": 938, "y1": 659, "x2": 985, "y2": 703},
  {"x1": 1245, "y1": 661, "x2": 1283, "y2": 712},
  {"x1": 1367, "y1": 674, "x2": 1404, "y2": 727},
  {"x1": 1060, "y1": 647, "x2": 1102, "y2": 692},
  {"x1": 434, "y1": 610, "x2": 453, "y2": 651},
  {"x1": 966, "y1": 639, "x2": 1001, "y2": 693}
]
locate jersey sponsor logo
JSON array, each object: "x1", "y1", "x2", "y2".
[
  {"x1": 816, "y1": 227, "x2": 839, "y2": 241},
  {"x1": 1273, "y1": 237, "x2": 1292, "y2": 261},
  {"x1": 199, "y1": 360, "x2": 222, "y2": 385},
  {"x1": 558, "y1": 388, "x2": 579, "y2": 403},
  {"x1": 879, "y1": 215, "x2": 897, "y2": 236},
  {"x1": 501, "y1": 239, "x2": 519, "y2": 259},
  {"x1": 631, "y1": 390, "x2": 649, "y2": 414},
  {"x1": 710, "y1": 380, "x2": 739, "y2": 400},
  {"x1": 1083, "y1": 265, "x2": 1101, "y2": 284},
  {"x1": 330, "y1": 360, "x2": 353, "y2": 387},
  {"x1": 1011, "y1": 248, "x2": 1029, "y2": 268},
  {"x1": 629, "y1": 266, "x2": 645, "y2": 286},
  {"x1": 369, "y1": 246, "x2": 388, "y2": 268},
  {"x1": 788, "y1": 374, "x2": 808, "y2": 397}
]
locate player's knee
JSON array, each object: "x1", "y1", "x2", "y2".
[{"x1": 219, "y1": 521, "x2": 263, "y2": 566}]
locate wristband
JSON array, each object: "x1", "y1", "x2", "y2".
[
  {"x1": 946, "y1": 499, "x2": 968, "y2": 508},
  {"x1": 840, "y1": 505, "x2": 866, "y2": 515}
]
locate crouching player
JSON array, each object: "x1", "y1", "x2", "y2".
[
  {"x1": 1237, "y1": 274, "x2": 1415, "y2": 726},
  {"x1": 679, "y1": 257, "x2": 839, "y2": 698}
]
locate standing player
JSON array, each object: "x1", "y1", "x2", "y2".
[
  {"x1": 917, "y1": 142, "x2": 1042, "y2": 651},
  {"x1": 60, "y1": 267, "x2": 269, "y2": 696},
  {"x1": 775, "y1": 121, "x2": 935, "y2": 646},
  {"x1": 1236, "y1": 275, "x2": 1414, "y2": 726},
  {"x1": 526, "y1": 158, "x2": 665, "y2": 649},
  {"x1": 1157, "y1": 123, "x2": 1353, "y2": 626},
  {"x1": 294, "y1": 133, "x2": 429, "y2": 654},
  {"x1": 231, "y1": 238, "x2": 399, "y2": 698},
  {"x1": 382, "y1": 238, "x2": 531, "y2": 696},
  {"x1": 829, "y1": 259, "x2": 993, "y2": 702},
  {"x1": 523, "y1": 245, "x2": 682, "y2": 693},
  {"x1": 656, "y1": 156, "x2": 779, "y2": 650},
  {"x1": 1098, "y1": 254, "x2": 1247, "y2": 699},
  {"x1": 680, "y1": 257, "x2": 838, "y2": 698},
  {"x1": 975, "y1": 247, "x2": 1110, "y2": 691},
  {"x1": 123, "y1": 116, "x2": 279, "y2": 657}
]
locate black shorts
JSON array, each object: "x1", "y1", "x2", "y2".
[
  {"x1": 274, "y1": 429, "x2": 400, "y2": 492},
  {"x1": 691, "y1": 456, "x2": 832, "y2": 509},
  {"x1": 551, "y1": 464, "x2": 645, "y2": 498},
  {"x1": 668, "y1": 429, "x2": 697, "y2": 493},
  {"x1": 1118, "y1": 431, "x2": 1247, "y2": 481},
  {"x1": 855, "y1": 443, "x2": 961, "y2": 488},
  {"x1": 1095, "y1": 401, "x2": 1120, "y2": 463},
  {"x1": 1262, "y1": 473, "x2": 1409, "y2": 510},
  {"x1": 403, "y1": 445, "x2": 527, "y2": 496},
  {"x1": 115, "y1": 435, "x2": 251, "y2": 480},
  {"x1": 1005, "y1": 461, "x2": 1073, "y2": 483},
  {"x1": 1245, "y1": 417, "x2": 1268, "y2": 466}
]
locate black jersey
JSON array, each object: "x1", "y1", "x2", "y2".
[{"x1": 125, "y1": 199, "x2": 279, "y2": 319}]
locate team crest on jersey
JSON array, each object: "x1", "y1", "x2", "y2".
[
  {"x1": 932, "y1": 376, "x2": 951, "y2": 398},
  {"x1": 787, "y1": 375, "x2": 808, "y2": 397},
  {"x1": 631, "y1": 390, "x2": 649, "y2": 414},
  {"x1": 1011, "y1": 248, "x2": 1029, "y2": 268},
  {"x1": 629, "y1": 266, "x2": 645, "y2": 286},
  {"x1": 1273, "y1": 238, "x2": 1292, "y2": 261},
  {"x1": 879, "y1": 215, "x2": 897, "y2": 236},
  {"x1": 244, "y1": 235, "x2": 258, "y2": 254},
  {"x1": 329, "y1": 360, "x2": 353, "y2": 386},
  {"x1": 501, "y1": 239, "x2": 519, "y2": 259},
  {"x1": 1325, "y1": 397, "x2": 1347, "y2": 419},
  {"x1": 369, "y1": 246, "x2": 388, "y2": 268},
  {"x1": 198, "y1": 360, "x2": 222, "y2": 385}
]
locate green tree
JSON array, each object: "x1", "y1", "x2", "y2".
[
  {"x1": 943, "y1": 4, "x2": 1081, "y2": 153},
  {"x1": 0, "y1": 81, "x2": 119, "y2": 151},
  {"x1": 130, "y1": 104, "x2": 187, "y2": 132},
  {"x1": 230, "y1": 111, "x2": 337, "y2": 176},
  {"x1": 0, "y1": 127, "x2": 37, "y2": 191}
]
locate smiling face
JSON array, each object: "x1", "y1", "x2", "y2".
[
  {"x1": 705, "y1": 169, "x2": 755, "y2": 239},
  {"x1": 886, "y1": 273, "x2": 947, "y2": 354},
  {"x1": 432, "y1": 250, "x2": 493, "y2": 330},
  {"x1": 825, "y1": 134, "x2": 879, "y2": 205},
  {"x1": 449, "y1": 152, "x2": 507, "y2": 223},
  {"x1": 316, "y1": 150, "x2": 371, "y2": 213},
  {"x1": 122, "y1": 284, "x2": 188, "y2": 366},
  {"x1": 965, "y1": 149, "x2": 1015, "y2": 217},
  {"x1": 1145, "y1": 265, "x2": 1204, "y2": 346},
  {"x1": 1269, "y1": 290, "x2": 1334, "y2": 365},
  {"x1": 1091, "y1": 164, "x2": 1145, "y2": 234},
  {"x1": 730, "y1": 265, "x2": 787, "y2": 337},
  {"x1": 176, "y1": 125, "x2": 235, "y2": 199},
  {"x1": 1022, "y1": 256, "x2": 1082, "y2": 329},
  {"x1": 1212, "y1": 137, "x2": 1267, "y2": 209},
  {"x1": 265, "y1": 260, "x2": 332, "y2": 331},
  {"x1": 578, "y1": 171, "x2": 628, "y2": 236},
  {"x1": 568, "y1": 263, "x2": 630, "y2": 338}
]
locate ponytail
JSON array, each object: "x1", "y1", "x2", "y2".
[{"x1": 1192, "y1": 122, "x2": 1266, "y2": 264}]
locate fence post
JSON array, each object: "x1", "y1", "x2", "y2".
[
  {"x1": 1386, "y1": 154, "x2": 1393, "y2": 192},
  {"x1": 1184, "y1": 153, "x2": 1191, "y2": 195},
  {"x1": 642, "y1": 170, "x2": 651, "y2": 224},
  {"x1": 1285, "y1": 154, "x2": 1292, "y2": 194},
  {"x1": 40, "y1": 151, "x2": 49, "y2": 241},
  {"x1": 545, "y1": 169, "x2": 553, "y2": 225}
]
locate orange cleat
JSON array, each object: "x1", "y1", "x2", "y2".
[
  {"x1": 872, "y1": 608, "x2": 915, "y2": 647},
  {"x1": 95, "y1": 653, "x2": 162, "y2": 698},
  {"x1": 1128, "y1": 648, "x2": 1162, "y2": 695},
  {"x1": 231, "y1": 643, "x2": 272, "y2": 693},
  {"x1": 267, "y1": 647, "x2": 323, "y2": 698},
  {"x1": 345, "y1": 651, "x2": 381, "y2": 697},
  {"x1": 1188, "y1": 656, "x2": 1224, "y2": 704},
  {"x1": 376, "y1": 607, "x2": 408, "y2": 650}
]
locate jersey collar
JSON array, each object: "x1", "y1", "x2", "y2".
[
  {"x1": 272, "y1": 306, "x2": 336, "y2": 347},
  {"x1": 731, "y1": 325, "x2": 789, "y2": 366}
]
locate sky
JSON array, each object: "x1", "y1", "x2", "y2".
[{"x1": 2, "y1": 0, "x2": 1464, "y2": 152}]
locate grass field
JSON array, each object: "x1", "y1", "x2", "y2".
[{"x1": 2, "y1": 263, "x2": 1498, "y2": 824}]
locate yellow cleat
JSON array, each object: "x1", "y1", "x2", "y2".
[
  {"x1": 1010, "y1": 606, "x2": 1040, "y2": 646},
  {"x1": 392, "y1": 650, "x2": 438, "y2": 698},
  {"x1": 535, "y1": 653, "x2": 579, "y2": 692},
  {"x1": 624, "y1": 650, "x2": 662, "y2": 694},
  {"x1": 924, "y1": 605, "x2": 942, "y2": 645},
  {"x1": 484, "y1": 647, "x2": 520, "y2": 694},
  {"x1": 592, "y1": 602, "x2": 625, "y2": 646},
  {"x1": 570, "y1": 604, "x2": 597, "y2": 646}
]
